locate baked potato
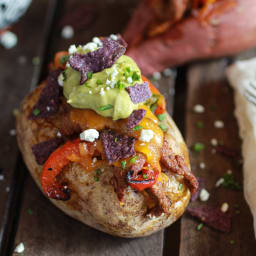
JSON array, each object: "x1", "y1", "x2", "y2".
[{"x1": 16, "y1": 35, "x2": 197, "y2": 237}]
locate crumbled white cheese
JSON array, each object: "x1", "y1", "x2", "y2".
[
  {"x1": 92, "y1": 37, "x2": 103, "y2": 47},
  {"x1": 58, "y1": 73, "x2": 65, "y2": 87},
  {"x1": 83, "y1": 42, "x2": 98, "y2": 52},
  {"x1": 80, "y1": 129, "x2": 99, "y2": 142},
  {"x1": 92, "y1": 157, "x2": 97, "y2": 163},
  {"x1": 127, "y1": 77, "x2": 133, "y2": 84},
  {"x1": 200, "y1": 188, "x2": 210, "y2": 201},
  {"x1": 61, "y1": 25, "x2": 74, "y2": 39},
  {"x1": 68, "y1": 44, "x2": 77, "y2": 54},
  {"x1": 211, "y1": 138, "x2": 218, "y2": 146},
  {"x1": 0, "y1": 31, "x2": 18, "y2": 49},
  {"x1": 152, "y1": 72, "x2": 161, "y2": 80},
  {"x1": 46, "y1": 106, "x2": 51, "y2": 111},
  {"x1": 221, "y1": 202, "x2": 229, "y2": 213},
  {"x1": 66, "y1": 63, "x2": 71, "y2": 68},
  {"x1": 14, "y1": 242, "x2": 25, "y2": 253},
  {"x1": 112, "y1": 67, "x2": 118, "y2": 77},
  {"x1": 215, "y1": 178, "x2": 224, "y2": 187},
  {"x1": 214, "y1": 120, "x2": 224, "y2": 128},
  {"x1": 57, "y1": 131, "x2": 62, "y2": 138},
  {"x1": 139, "y1": 129, "x2": 154, "y2": 142},
  {"x1": 155, "y1": 135, "x2": 161, "y2": 144},
  {"x1": 0, "y1": 175, "x2": 4, "y2": 181},
  {"x1": 9, "y1": 129, "x2": 16, "y2": 136},
  {"x1": 193, "y1": 104, "x2": 205, "y2": 113},
  {"x1": 163, "y1": 68, "x2": 173, "y2": 77},
  {"x1": 99, "y1": 88, "x2": 105, "y2": 96},
  {"x1": 6, "y1": 186, "x2": 10, "y2": 192},
  {"x1": 110, "y1": 34, "x2": 118, "y2": 40},
  {"x1": 199, "y1": 162, "x2": 206, "y2": 169}
]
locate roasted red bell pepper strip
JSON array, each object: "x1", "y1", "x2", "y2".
[
  {"x1": 54, "y1": 51, "x2": 69, "y2": 69},
  {"x1": 126, "y1": 168, "x2": 159, "y2": 191},
  {"x1": 142, "y1": 75, "x2": 166, "y2": 115},
  {"x1": 41, "y1": 138, "x2": 81, "y2": 200}
]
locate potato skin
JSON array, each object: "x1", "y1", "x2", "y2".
[
  {"x1": 124, "y1": 0, "x2": 256, "y2": 75},
  {"x1": 16, "y1": 88, "x2": 191, "y2": 238}
]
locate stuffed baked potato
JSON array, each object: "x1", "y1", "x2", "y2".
[{"x1": 16, "y1": 35, "x2": 197, "y2": 237}]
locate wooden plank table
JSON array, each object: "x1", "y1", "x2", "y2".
[
  {"x1": 180, "y1": 60, "x2": 256, "y2": 255},
  {"x1": 0, "y1": 0, "x2": 255, "y2": 255}
]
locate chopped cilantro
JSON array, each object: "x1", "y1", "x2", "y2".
[
  {"x1": 130, "y1": 156, "x2": 138, "y2": 164},
  {"x1": 116, "y1": 80, "x2": 125, "y2": 89},
  {"x1": 96, "y1": 79, "x2": 103, "y2": 85},
  {"x1": 27, "y1": 209, "x2": 33, "y2": 215},
  {"x1": 193, "y1": 143, "x2": 205, "y2": 152},
  {"x1": 87, "y1": 72, "x2": 93, "y2": 79},
  {"x1": 159, "y1": 123, "x2": 168, "y2": 132},
  {"x1": 221, "y1": 173, "x2": 241, "y2": 190},
  {"x1": 150, "y1": 103, "x2": 158, "y2": 113},
  {"x1": 178, "y1": 183, "x2": 183, "y2": 191},
  {"x1": 132, "y1": 72, "x2": 140, "y2": 81},
  {"x1": 114, "y1": 137, "x2": 118, "y2": 143},
  {"x1": 157, "y1": 114, "x2": 166, "y2": 121},
  {"x1": 60, "y1": 55, "x2": 69, "y2": 64},
  {"x1": 197, "y1": 223, "x2": 204, "y2": 231},
  {"x1": 121, "y1": 161, "x2": 126, "y2": 169},
  {"x1": 126, "y1": 67, "x2": 131, "y2": 73},
  {"x1": 94, "y1": 176, "x2": 99, "y2": 182},
  {"x1": 62, "y1": 70, "x2": 67, "y2": 81},
  {"x1": 133, "y1": 125, "x2": 143, "y2": 131},
  {"x1": 98, "y1": 104, "x2": 113, "y2": 111},
  {"x1": 32, "y1": 56, "x2": 40, "y2": 65},
  {"x1": 96, "y1": 169, "x2": 101, "y2": 176},
  {"x1": 196, "y1": 121, "x2": 204, "y2": 128},
  {"x1": 84, "y1": 83, "x2": 92, "y2": 88},
  {"x1": 33, "y1": 108, "x2": 40, "y2": 116},
  {"x1": 143, "y1": 174, "x2": 148, "y2": 179}
]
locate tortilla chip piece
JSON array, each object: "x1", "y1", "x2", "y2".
[
  {"x1": 126, "y1": 82, "x2": 152, "y2": 104},
  {"x1": 100, "y1": 129, "x2": 136, "y2": 163},
  {"x1": 187, "y1": 206, "x2": 232, "y2": 232}
]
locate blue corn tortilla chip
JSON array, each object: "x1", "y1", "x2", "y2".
[
  {"x1": 126, "y1": 82, "x2": 152, "y2": 104},
  {"x1": 115, "y1": 34, "x2": 128, "y2": 48},
  {"x1": 127, "y1": 109, "x2": 146, "y2": 129},
  {"x1": 69, "y1": 37, "x2": 126, "y2": 84},
  {"x1": 32, "y1": 138, "x2": 63, "y2": 165},
  {"x1": 29, "y1": 69, "x2": 62, "y2": 119},
  {"x1": 187, "y1": 206, "x2": 232, "y2": 232},
  {"x1": 100, "y1": 129, "x2": 136, "y2": 163}
]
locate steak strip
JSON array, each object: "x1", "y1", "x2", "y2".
[
  {"x1": 161, "y1": 139, "x2": 198, "y2": 195},
  {"x1": 110, "y1": 167, "x2": 128, "y2": 202},
  {"x1": 146, "y1": 181, "x2": 171, "y2": 216}
]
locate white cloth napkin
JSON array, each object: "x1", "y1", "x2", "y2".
[{"x1": 226, "y1": 58, "x2": 256, "y2": 237}]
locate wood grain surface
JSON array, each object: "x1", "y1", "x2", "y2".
[
  {"x1": 0, "y1": 1, "x2": 51, "y2": 254},
  {"x1": 180, "y1": 60, "x2": 256, "y2": 255}
]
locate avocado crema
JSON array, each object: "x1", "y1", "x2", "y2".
[{"x1": 63, "y1": 55, "x2": 144, "y2": 120}]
